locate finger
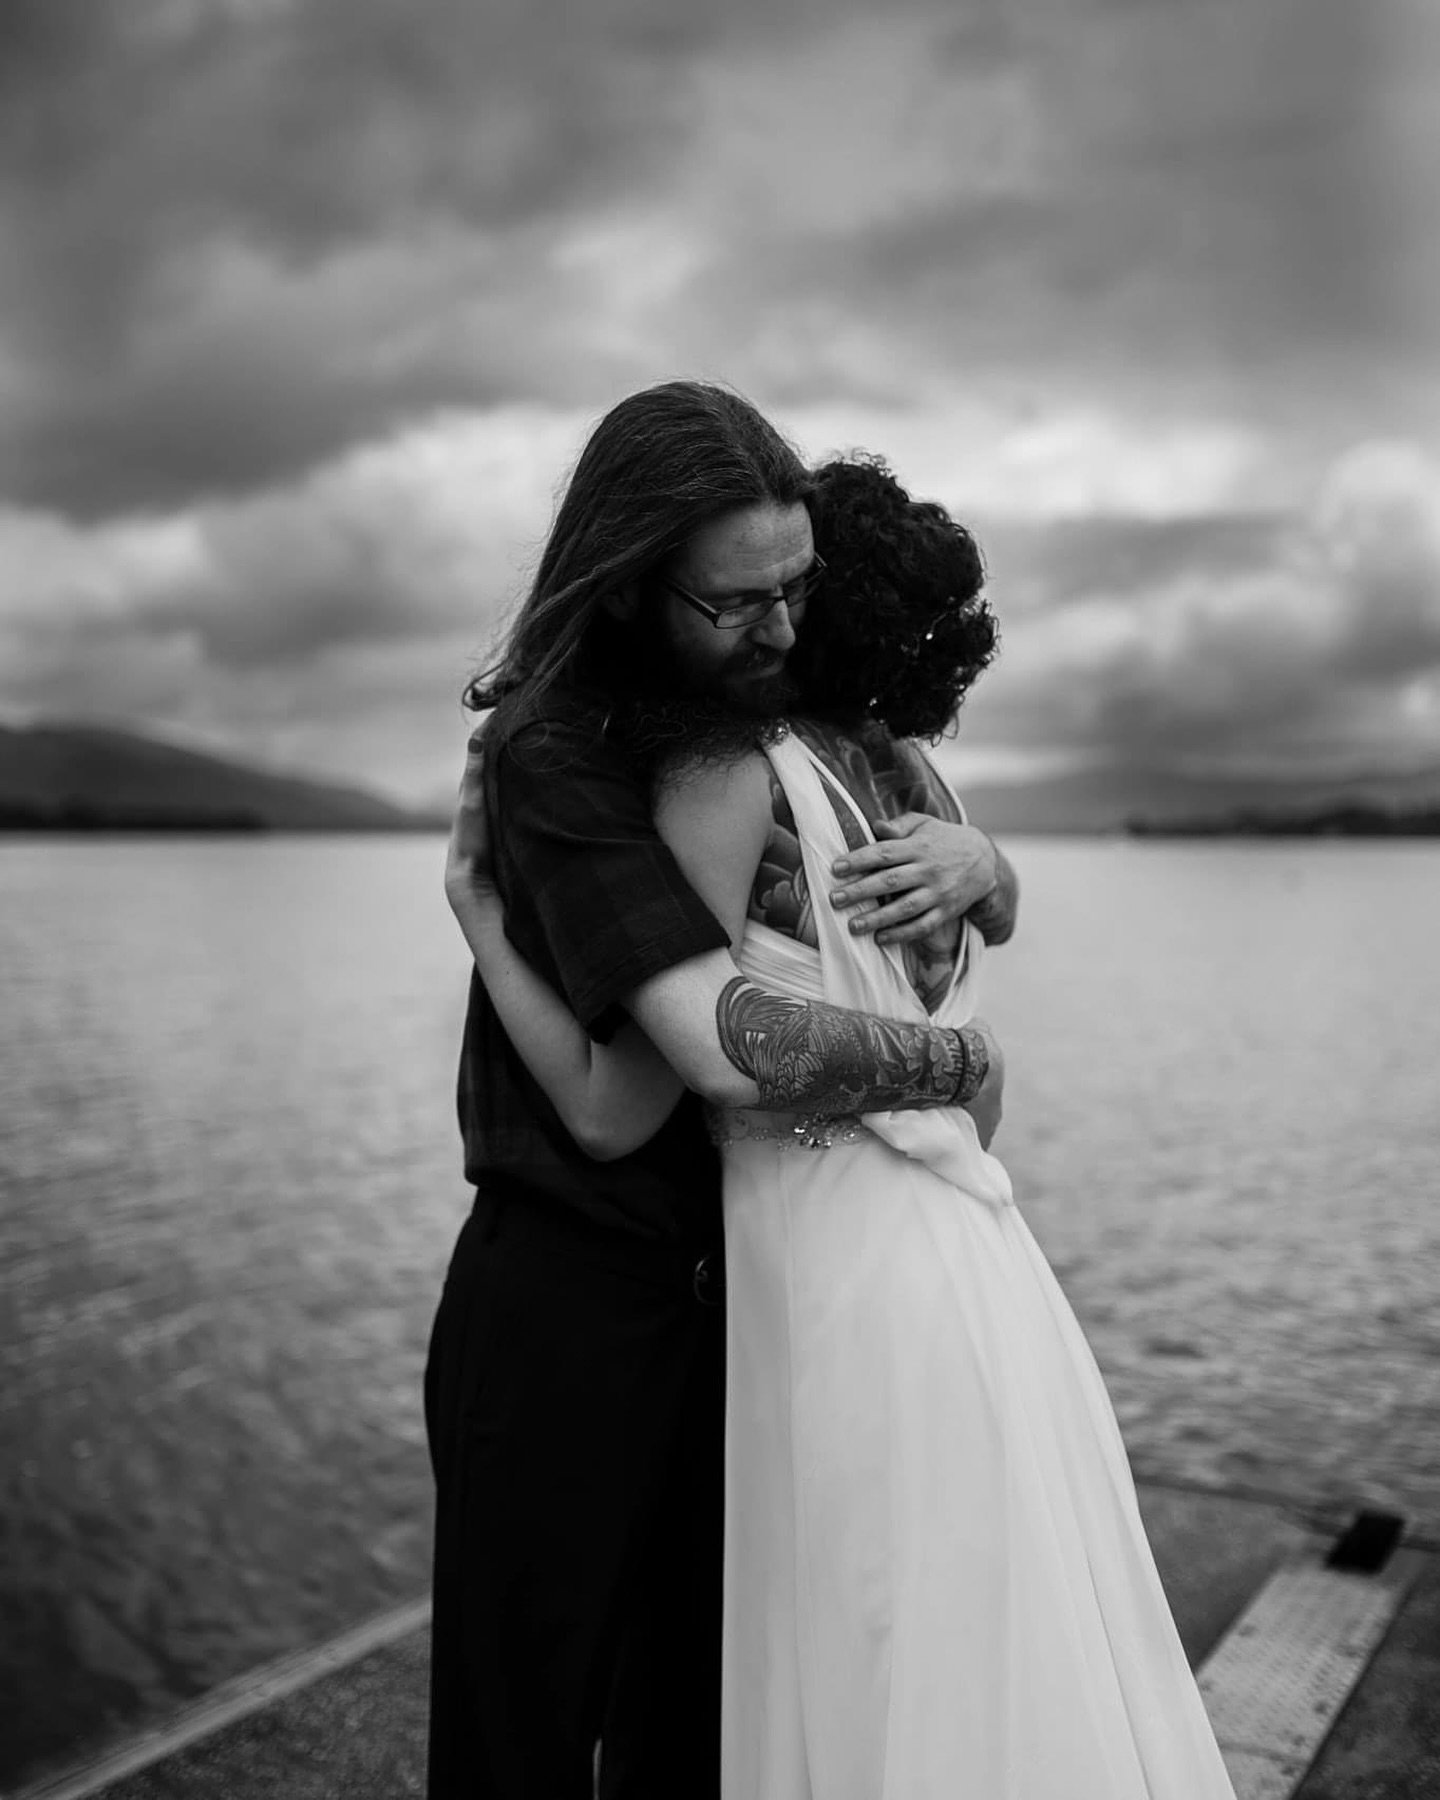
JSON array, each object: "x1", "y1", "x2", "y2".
[
  {"x1": 874, "y1": 907, "x2": 948, "y2": 946},
  {"x1": 830, "y1": 840, "x2": 911, "y2": 880},
  {"x1": 831, "y1": 864, "x2": 925, "y2": 908},
  {"x1": 871, "y1": 812, "x2": 927, "y2": 840},
  {"x1": 455, "y1": 776, "x2": 488, "y2": 814},
  {"x1": 846, "y1": 890, "x2": 937, "y2": 935},
  {"x1": 457, "y1": 732, "x2": 488, "y2": 787}
]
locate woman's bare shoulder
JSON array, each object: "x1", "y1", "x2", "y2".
[
  {"x1": 653, "y1": 750, "x2": 775, "y2": 940},
  {"x1": 654, "y1": 746, "x2": 773, "y2": 819}
]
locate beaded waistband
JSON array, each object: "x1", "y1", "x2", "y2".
[{"x1": 706, "y1": 1108, "x2": 869, "y2": 1151}]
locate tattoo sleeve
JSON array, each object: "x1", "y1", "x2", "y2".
[{"x1": 716, "y1": 978, "x2": 990, "y2": 1114}]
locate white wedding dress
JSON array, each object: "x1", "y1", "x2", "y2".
[{"x1": 718, "y1": 732, "x2": 1235, "y2": 1799}]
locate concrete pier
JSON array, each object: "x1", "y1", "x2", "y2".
[{"x1": 11, "y1": 1482, "x2": 1438, "y2": 1800}]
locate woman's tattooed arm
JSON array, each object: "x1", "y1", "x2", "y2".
[{"x1": 716, "y1": 977, "x2": 990, "y2": 1113}]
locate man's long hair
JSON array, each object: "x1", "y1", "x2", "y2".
[{"x1": 465, "y1": 382, "x2": 813, "y2": 737}]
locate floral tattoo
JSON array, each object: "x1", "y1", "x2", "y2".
[{"x1": 715, "y1": 977, "x2": 989, "y2": 1114}]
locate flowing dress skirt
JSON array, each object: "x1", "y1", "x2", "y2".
[{"x1": 719, "y1": 733, "x2": 1235, "y2": 1799}]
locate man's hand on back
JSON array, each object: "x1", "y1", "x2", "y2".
[{"x1": 828, "y1": 818, "x2": 1019, "y2": 947}]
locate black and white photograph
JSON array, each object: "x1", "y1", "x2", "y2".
[{"x1": 2, "y1": 2, "x2": 1438, "y2": 1796}]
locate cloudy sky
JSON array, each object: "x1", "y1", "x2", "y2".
[{"x1": 2, "y1": 0, "x2": 1438, "y2": 803}]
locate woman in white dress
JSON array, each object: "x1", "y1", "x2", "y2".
[{"x1": 449, "y1": 458, "x2": 1235, "y2": 1799}]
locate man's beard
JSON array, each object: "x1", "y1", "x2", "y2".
[
  {"x1": 596, "y1": 611, "x2": 800, "y2": 777},
  {"x1": 682, "y1": 636, "x2": 800, "y2": 718}
]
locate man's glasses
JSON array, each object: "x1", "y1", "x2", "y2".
[{"x1": 658, "y1": 554, "x2": 827, "y2": 631}]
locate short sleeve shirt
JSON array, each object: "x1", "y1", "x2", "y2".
[{"x1": 456, "y1": 687, "x2": 729, "y2": 1246}]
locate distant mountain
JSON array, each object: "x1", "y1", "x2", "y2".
[
  {"x1": 939, "y1": 756, "x2": 1440, "y2": 836},
  {"x1": 0, "y1": 724, "x2": 440, "y2": 831},
  {"x1": 8, "y1": 720, "x2": 1435, "y2": 838},
  {"x1": 1128, "y1": 801, "x2": 1440, "y2": 837}
]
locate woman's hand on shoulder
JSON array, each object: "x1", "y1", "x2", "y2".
[{"x1": 444, "y1": 731, "x2": 499, "y2": 910}]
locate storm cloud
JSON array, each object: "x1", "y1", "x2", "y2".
[
  {"x1": 0, "y1": 0, "x2": 1435, "y2": 799},
  {"x1": 961, "y1": 443, "x2": 1440, "y2": 775}
]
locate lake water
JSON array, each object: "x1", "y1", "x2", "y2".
[{"x1": 2, "y1": 835, "x2": 1438, "y2": 1784}]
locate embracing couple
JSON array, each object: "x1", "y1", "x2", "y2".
[{"x1": 427, "y1": 382, "x2": 1235, "y2": 1799}]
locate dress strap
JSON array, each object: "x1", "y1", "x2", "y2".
[
  {"x1": 778, "y1": 731, "x2": 975, "y2": 1018},
  {"x1": 760, "y1": 729, "x2": 1013, "y2": 1210}
]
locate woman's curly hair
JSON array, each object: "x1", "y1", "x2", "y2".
[{"x1": 789, "y1": 456, "x2": 999, "y2": 741}]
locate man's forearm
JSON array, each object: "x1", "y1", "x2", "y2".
[
  {"x1": 968, "y1": 842, "x2": 1018, "y2": 946},
  {"x1": 715, "y1": 977, "x2": 989, "y2": 1114}
]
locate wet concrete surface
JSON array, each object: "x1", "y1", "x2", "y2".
[{"x1": 15, "y1": 1482, "x2": 1436, "y2": 1800}]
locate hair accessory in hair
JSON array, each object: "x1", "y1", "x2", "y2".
[{"x1": 797, "y1": 460, "x2": 998, "y2": 739}]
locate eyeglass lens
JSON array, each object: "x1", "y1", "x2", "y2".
[{"x1": 714, "y1": 562, "x2": 824, "y2": 628}]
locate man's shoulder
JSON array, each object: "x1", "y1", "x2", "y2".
[
  {"x1": 499, "y1": 684, "x2": 605, "y2": 744},
  {"x1": 494, "y1": 686, "x2": 631, "y2": 780},
  {"x1": 488, "y1": 684, "x2": 660, "y2": 859}
]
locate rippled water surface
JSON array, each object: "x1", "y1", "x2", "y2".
[{"x1": 2, "y1": 834, "x2": 1437, "y2": 1783}]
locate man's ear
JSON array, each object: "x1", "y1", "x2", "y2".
[{"x1": 602, "y1": 583, "x2": 641, "y2": 622}]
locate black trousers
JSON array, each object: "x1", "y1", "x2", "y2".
[{"x1": 424, "y1": 1189, "x2": 725, "y2": 1799}]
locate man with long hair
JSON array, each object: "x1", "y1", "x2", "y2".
[{"x1": 427, "y1": 382, "x2": 1017, "y2": 1798}]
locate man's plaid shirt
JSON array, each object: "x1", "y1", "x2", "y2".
[{"x1": 456, "y1": 688, "x2": 728, "y2": 1247}]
